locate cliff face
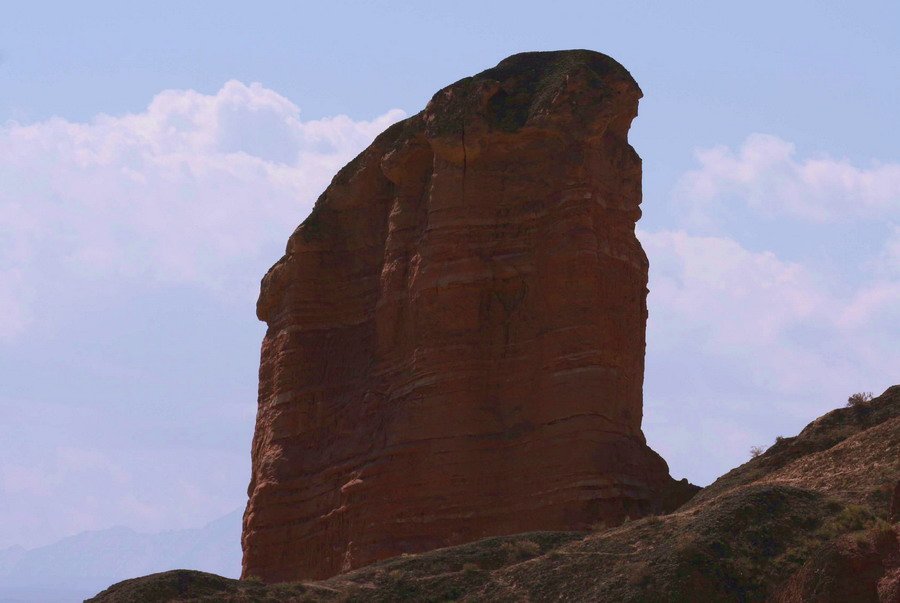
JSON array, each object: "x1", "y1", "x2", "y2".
[
  {"x1": 90, "y1": 387, "x2": 900, "y2": 601},
  {"x1": 242, "y1": 50, "x2": 691, "y2": 582}
]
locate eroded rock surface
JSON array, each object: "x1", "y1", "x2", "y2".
[
  {"x1": 93, "y1": 386, "x2": 900, "y2": 600},
  {"x1": 242, "y1": 50, "x2": 693, "y2": 582},
  {"x1": 776, "y1": 526, "x2": 900, "y2": 603}
]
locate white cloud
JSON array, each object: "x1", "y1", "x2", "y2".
[
  {"x1": 677, "y1": 133, "x2": 900, "y2": 225},
  {"x1": 872, "y1": 224, "x2": 900, "y2": 277},
  {"x1": 642, "y1": 229, "x2": 835, "y2": 396},
  {"x1": 4, "y1": 92, "x2": 898, "y2": 542},
  {"x1": 654, "y1": 133, "x2": 900, "y2": 404},
  {"x1": 0, "y1": 82, "x2": 406, "y2": 549},
  {"x1": 0, "y1": 81, "x2": 405, "y2": 340},
  {"x1": 643, "y1": 134, "x2": 900, "y2": 484},
  {"x1": 836, "y1": 280, "x2": 900, "y2": 330},
  {"x1": 640, "y1": 226, "x2": 900, "y2": 484},
  {"x1": 641, "y1": 228, "x2": 899, "y2": 402},
  {"x1": 642, "y1": 229, "x2": 820, "y2": 349},
  {"x1": 0, "y1": 268, "x2": 32, "y2": 340}
]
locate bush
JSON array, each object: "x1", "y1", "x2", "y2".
[
  {"x1": 388, "y1": 569, "x2": 405, "y2": 581},
  {"x1": 871, "y1": 518, "x2": 896, "y2": 542},
  {"x1": 501, "y1": 540, "x2": 541, "y2": 561},
  {"x1": 750, "y1": 446, "x2": 765, "y2": 459},
  {"x1": 817, "y1": 504, "x2": 877, "y2": 539},
  {"x1": 847, "y1": 392, "x2": 874, "y2": 407}
]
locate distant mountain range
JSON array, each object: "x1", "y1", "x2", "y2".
[{"x1": 0, "y1": 508, "x2": 242, "y2": 603}]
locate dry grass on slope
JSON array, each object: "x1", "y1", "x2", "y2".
[
  {"x1": 685, "y1": 385, "x2": 900, "y2": 510},
  {"x1": 89, "y1": 385, "x2": 900, "y2": 603},
  {"x1": 755, "y1": 415, "x2": 900, "y2": 513}
]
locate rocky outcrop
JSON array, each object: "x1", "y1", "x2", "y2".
[
  {"x1": 241, "y1": 50, "x2": 694, "y2": 583},
  {"x1": 686, "y1": 385, "x2": 900, "y2": 510},
  {"x1": 776, "y1": 526, "x2": 900, "y2": 603},
  {"x1": 93, "y1": 386, "x2": 900, "y2": 601}
]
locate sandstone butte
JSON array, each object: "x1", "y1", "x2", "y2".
[{"x1": 242, "y1": 49, "x2": 697, "y2": 583}]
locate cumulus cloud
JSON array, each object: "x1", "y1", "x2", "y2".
[
  {"x1": 0, "y1": 81, "x2": 405, "y2": 340},
  {"x1": 677, "y1": 133, "x2": 900, "y2": 225},
  {"x1": 642, "y1": 229, "x2": 833, "y2": 394},
  {"x1": 643, "y1": 230, "x2": 819, "y2": 349},
  {"x1": 0, "y1": 80, "x2": 406, "y2": 549},
  {"x1": 836, "y1": 280, "x2": 900, "y2": 331},
  {"x1": 4, "y1": 93, "x2": 899, "y2": 535},
  {"x1": 640, "y1": 226, "x2": 900, "y2": 403},
  {"x1": 654, "y1": 134, "x2": 900, "y2": 402},
  {"x1": 641, "y1": 134, "x2": 900, "y2": 483},
  {"x1": 872, "y1": 224, "x2": 900, "y2": 277},
  {"x1": 640, "y1": 225, "x2": 900, "y2": 484}
]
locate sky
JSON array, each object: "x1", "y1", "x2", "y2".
[{"x1": 1, "y1": 0, "x2": 899, "y2": 553}]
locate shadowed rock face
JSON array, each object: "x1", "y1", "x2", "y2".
[
  {"x1": 775, "y1": 526, "x2": 900, "y2": 603},
  {"x1": 242, "y1": 49, "x2": 692, "y2": 583}
]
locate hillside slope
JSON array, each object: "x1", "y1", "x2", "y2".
[{"x1": 89, "y1": 387, "x2": 900, "y2": 601}]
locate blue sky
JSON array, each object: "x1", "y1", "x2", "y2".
[{"x1": 1, "y1": 0, "x2": 898, "y2": 553}]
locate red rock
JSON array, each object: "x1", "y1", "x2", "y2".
[
  {"x1": 775, "y1": 526, "x2": 900, "y2": 603},
  {"x1": 241, "y1": 50, "x2": 693, "y2": 583}
]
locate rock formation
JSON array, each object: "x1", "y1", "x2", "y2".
[
  {"x1": 241, "y1": 49, "x2": 693, "y2": 583},
  {"x1": 776, "y1": 526, "x2": 900, "y2": 603},
  {"x1": 90, "y1": 386, "x2": 900, "y2": 601}
]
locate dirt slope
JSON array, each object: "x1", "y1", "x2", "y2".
[{"x1": 88, "y1": 386, "x2": 900, "y2": 602}]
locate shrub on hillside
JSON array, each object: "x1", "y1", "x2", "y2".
[
  {"x1": 501, "y1": 540, "x2": 541, "y2": 561},
  {"x1": 846, "y1": 392, "x2": 874, "y2": 407}
]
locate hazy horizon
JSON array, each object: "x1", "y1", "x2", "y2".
[{"x1": 2, "y1": 0, "x2": 898, "y2": 567}]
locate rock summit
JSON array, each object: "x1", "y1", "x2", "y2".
[{"x1": 242, "y1": 50, "x2": 694, "y2": 582}]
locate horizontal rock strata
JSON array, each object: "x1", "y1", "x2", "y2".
[{"x1": 242, "y1": 49, "x2": 691, "y2": 582}]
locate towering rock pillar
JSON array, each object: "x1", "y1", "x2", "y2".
[{"x1": 243, "y1": 50, "x2": 690, "y2": 582}]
